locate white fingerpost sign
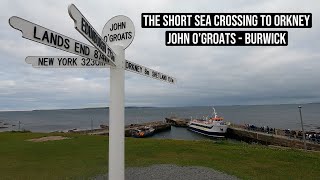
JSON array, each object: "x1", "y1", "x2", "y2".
[
  {"x1": 125, "y1": 61, "x2": 176, "y2": 84},
  {"x1": 102, "y1": 15, "x2": 135, "y2": 49},
  {"x1": 25, "y1": 56, "x2": 176, "y2": 84},
  {"x1": 25, "y1": 56, "x2": 108, "y2": 68},
  {"x1": 9, "y1": 4, "x2": 176, "y2": 180},
  {"x1": 68, "y1": 4, "x2": 116, "y2": 66},
  {"x1": 8, "y1": 17, "x2": 113, "y2": 66}
]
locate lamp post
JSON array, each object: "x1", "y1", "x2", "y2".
[{"x1": 298, "y1": 106, "x2": 307, "y2": 150}]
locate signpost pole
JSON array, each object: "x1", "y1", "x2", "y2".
[{"x1": 109, "y1": 45, "x2": 125, "y2": 180}]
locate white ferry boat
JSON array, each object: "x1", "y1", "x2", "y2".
[{"x1": 188, "y1": 107, "x2": 228, "y2": 137}]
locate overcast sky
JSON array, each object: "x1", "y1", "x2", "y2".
[{"x1": 0, "y1": 0, "x2": 319, "y2": 110}]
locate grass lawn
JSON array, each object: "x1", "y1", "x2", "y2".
[{"x1": 0, "y1": 132, "x2": 319, "y2": 179}]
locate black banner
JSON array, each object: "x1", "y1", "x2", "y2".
[
  {"x1": 165, "y1": 31, "x2": 288, "y2": 46},
  {"x1": 142, "y1": 13, "x2": 312, "y2": 28}
]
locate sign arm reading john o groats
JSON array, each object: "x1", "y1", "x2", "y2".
[{"x1": 102, "y1": 15, "x2": 135, "y2": 49}]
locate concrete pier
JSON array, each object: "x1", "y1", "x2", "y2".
[
  {"x1": 68, "y1": 120, "x2": 171, "y2": 137},
  {"x1": 165, "y1": 117, "x2": 190, "y2": 127},
  {"x1": 228, "y1": 125, "x2": 320, "y2": 151}
]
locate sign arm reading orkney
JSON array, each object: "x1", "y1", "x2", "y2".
[
  {"x1": 68, "y1": 4, "x2": 116, "y2": 66},
  {"x1": 8, "y1": 16, "x2": 112, "y2": 65},
  {"x1": 124, "y1": 60, "x2": 176, "y2": 84}
]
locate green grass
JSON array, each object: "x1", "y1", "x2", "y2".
[{"x1": 0, "y1": 132, "x2": 319, "y2": 179}]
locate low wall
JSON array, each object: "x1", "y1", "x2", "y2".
[{"x1": 228, "y1": 127, "x2": 320, "y2": 151}]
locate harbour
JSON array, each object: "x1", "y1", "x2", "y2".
[
  {"x1": 165, "y1": 117, "x2": 320, "y2": 150},
  {"x1": 1, "y1": 104, "x2": 320, "y2": 132},
  {"x1": 1, "y1": 105, "x2": 320, "y2": 150},
  {"x1": 63, "y1": 115, "x2": 320, "y2": 151}
]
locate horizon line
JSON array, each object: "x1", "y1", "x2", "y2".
[{"x1": 0, "y1": 102, "x2": 318, "y2": 112}]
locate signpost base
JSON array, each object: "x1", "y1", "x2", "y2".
[{"x1": 109, "y1": 45, "x2": 125, "y2": 180}]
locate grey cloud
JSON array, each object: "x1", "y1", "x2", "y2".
[{"x1": 0, "y1": 0, "x2": 319, "y2": 110}]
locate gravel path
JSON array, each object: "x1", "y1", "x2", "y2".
[{"x1": 92, "y1": 164, "x2": 239, "y2": 180}]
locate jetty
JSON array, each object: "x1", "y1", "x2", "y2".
[
  {"x1": 228, "y1": 125, "x2": 320, "y2": 151},
  {"x1": 68, "y1": 121, "x2": 171, "y2": 137},
  {"x1": 165, "y1": 117, "x2": 190, "y2": 127}
]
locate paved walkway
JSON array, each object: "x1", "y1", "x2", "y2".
[{"x1": 92, "y1": 164, "x2": 239, "y2": 180}]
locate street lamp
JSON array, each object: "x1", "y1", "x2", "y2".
[{"x1": 298, "y1": 106, "x2": 307, "y2": 150}]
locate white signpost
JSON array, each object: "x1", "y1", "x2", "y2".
[{"x1": 9, "y1": 4, "x2": 176, "y2": 180}]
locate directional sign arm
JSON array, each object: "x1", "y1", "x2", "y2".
[
  {"x1": 25, "y1": 56, "x2": 108, "y2": 68},
  {"x1": 68, "y1": 4, "x2": 116, "y2": 66},
  {"x1": 125, "y1": 60, "x2": 176, "y2": 84},
  {"x1": 25, "y1": 56, "x2": 176, "y2": 84},
  {"x1": 8, "y1": 16, "x2": 113, "y2": 66}
]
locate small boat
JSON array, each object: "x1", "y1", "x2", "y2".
[
  {"x1": 100, "y1": 124, "x2": 109, "y2": 129},
  {"x1": 188, "y1": 107, "x2": 228, "y2": 137},
  {"x1": 131, "y1": 126, "x2": 155, "y2": 138}
]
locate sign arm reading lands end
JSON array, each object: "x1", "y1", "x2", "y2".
[{"x1": 8, "y1": 16, "x2": 113, "y2": 66}]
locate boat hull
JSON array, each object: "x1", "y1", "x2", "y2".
[
  {"x1": 131, "y1": 128, "x2": 155, "y2": 138},
  {"x1": 132, "y1": 131, "x2": 154, "y2": 138},
  {"x1": 187, "y1": 126, "x2": 227, "y2": 138}
]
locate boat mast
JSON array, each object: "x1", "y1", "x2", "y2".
[{"x1": 212, "y1": 107, "x2": 217, "y2": 118}]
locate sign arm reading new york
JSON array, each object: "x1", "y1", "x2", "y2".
[{"x1": 68, "y1": 4, "x2": 116, "y2": 66}]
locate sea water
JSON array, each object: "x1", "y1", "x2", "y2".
[{"x1": 0, "y1": 104, "x2": 319, "y2": 140}]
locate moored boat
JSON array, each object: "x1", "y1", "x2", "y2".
[
  {"x1": 188, "y1": 107, "x2": 228, "y2": 137},
  {"x1": 131, "y1": 126, "x2": 155, "y2": 138}
]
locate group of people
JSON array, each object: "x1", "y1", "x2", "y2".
[
  {"x1": 306, "y1": 133, "x2": 320, "y2": 143},
  {"x1": 283, "y1": 129, "x2": 320, "y2": 144},
  {"x1": 243, "y1": 123, "x2": 320, "y2": 144},
  {"x1": 244, "y1": 124, "x2": 276, "y2": 134}
]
